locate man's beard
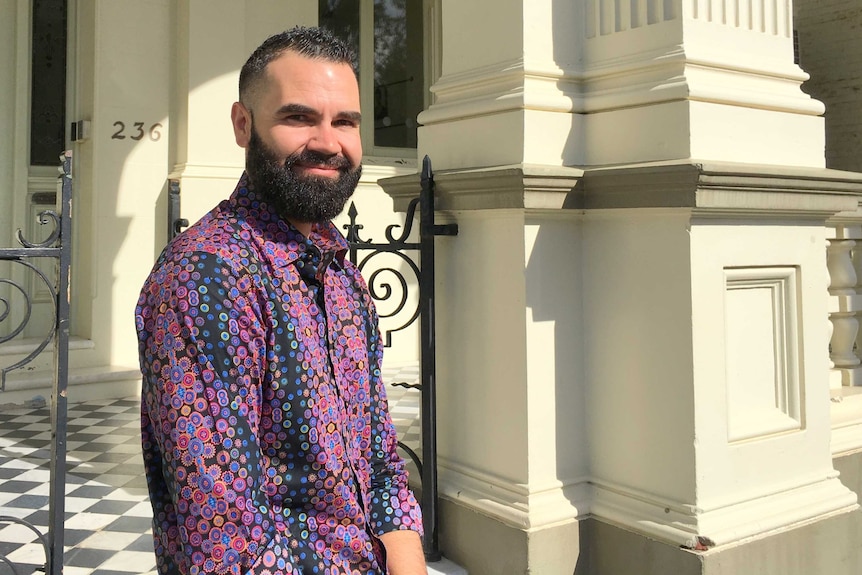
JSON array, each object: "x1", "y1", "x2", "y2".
[{"x1": 245, "y1": 128, "x2": 362, "y2": 225}]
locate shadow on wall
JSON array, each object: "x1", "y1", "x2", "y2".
[{"x1": 64, "y1": 2, "x2": 319, "y2": 378}]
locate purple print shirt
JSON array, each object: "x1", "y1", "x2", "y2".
[{"x1": 136, "y1": 175, "x2": 422, "y2": 575}]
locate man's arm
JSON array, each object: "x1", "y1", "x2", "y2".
[
  {"x1": 379, "y1": 530, "x2": 427, "y2": 575},
  {"x1": 346, "y1": 270, "x2": 426, "y2": 571},
  {"x1": 138, "y1": 252, "x2": 299, "y2": 574}
]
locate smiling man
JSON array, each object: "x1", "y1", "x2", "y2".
[{"x1": 136, "y1": 27, "x2": 426, "y2": 575}]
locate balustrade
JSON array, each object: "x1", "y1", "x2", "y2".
[{"x1": 826, "y1": 221, "x2": 862, "y2": 454}]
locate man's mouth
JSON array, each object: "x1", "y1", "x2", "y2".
[{"x1": 293, "y1": 163, "x2": 343, "y2": 178}]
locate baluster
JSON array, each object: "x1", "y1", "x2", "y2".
[
  {"x1": 827, "y1": 239, "x2": 857, "y2": 295},
  {"x1": 828, "y1": 238, "x2": 861, "y2": 372},
  {"x1": 850, "y1": 237, "x2": 862, "y2": 381}
]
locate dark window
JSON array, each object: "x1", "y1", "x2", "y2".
[
  {"x1": 320, "y1": 0, "x2": 425, "y2": 150},
  {"x1": 30, "y1": 0, "x2": 68, "y2": 166},
  {"x1": 319, "y1": 0, "x2": 360, "y2": 71}
]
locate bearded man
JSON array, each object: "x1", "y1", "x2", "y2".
[{"x1": 135, "y1": 27, "x2": 426, "y2": 575}]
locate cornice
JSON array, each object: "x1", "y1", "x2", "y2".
[
  {"x1": 584, "y1": 160, "x2": 862, "y2": 217},
  {"x1": 380, "y1": 164, "x2": 584, "y2": 212},
  {"x1": 379, "y1": 161, "x2": 862, "y2": 219}
]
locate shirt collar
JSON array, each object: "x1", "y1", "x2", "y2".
[{"x1": 228, "y1": 172, "x2": 349, "y2": 270}]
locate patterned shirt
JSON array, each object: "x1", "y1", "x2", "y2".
[{"x1": 136, "y1": 175, "x2": 422, "y2": 575}]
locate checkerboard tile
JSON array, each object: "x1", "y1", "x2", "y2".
[
  {"x1": 0, "y1": 398, "x2": 153, "y2": 575},
  {"x1": 0, "y1": 366, "x2": 421, "y2": 575}
]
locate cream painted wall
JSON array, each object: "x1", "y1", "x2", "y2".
[
  {"x1": 439, "y1": 0, "x2": 523, "y2": 77},
  {"x1": 524, "y1": 214, "x2": 588, "y2": 517},
  {"x1": 437, "y1": 210, "x2": 530, "y2": 484},
  {"x1": 0, "y1": 0, "x2": 424, "y2": 400},
  {"x1": 583, "y1": 210, "x2": 697, "y2": 504},
  {"x1": 689, "y1": 222, "x2": 838, "y2": 508},
  {"x1": 62, "y1": 0, "x2": 420, "y2": 380},
  {"x1": 433, "y1": 207, "x2": 590, "y2": 532}
]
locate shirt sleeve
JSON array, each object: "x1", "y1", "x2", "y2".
[
  {"x1": 138, "y1": 250, "x2": 300, "y2": 575},
  {"x1": 352, "y1": 271, "x2": 425, "y2": 539}
]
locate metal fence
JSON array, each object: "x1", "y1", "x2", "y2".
[
  {"x1": 0, "y1": 151, "x2": 72, "y2": 575},
  {"x1": 343, "y1": 156, "x2": 457, "y2": 560}
]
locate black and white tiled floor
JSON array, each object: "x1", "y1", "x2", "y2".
[{"x1": 0, "y1": 365, "x2": 421, "y2": 575}]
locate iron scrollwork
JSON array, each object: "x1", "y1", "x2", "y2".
[
  {"x1": 344, "y1": 195, "x2": 422, "y2": 353},
  {"x1": 1, "y1": 211, "x2": 63, "y2": 389},
  {"x1": 343, "y1": 156, "x2": 457, "y2": 561},
  {"x1": 0, "y1": 151, "x2": 72, "y2": 575}
]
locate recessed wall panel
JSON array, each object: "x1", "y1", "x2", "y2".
[{"x1": 724, "y1": 267, "x2": 802, "y2": 442}]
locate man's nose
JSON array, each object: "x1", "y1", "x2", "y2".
[{"x1": 307, "y1": 123, "x2": 341, "y2": 155}]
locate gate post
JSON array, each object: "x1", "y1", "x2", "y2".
[{"x1": 418, "y1": 156, "x2": 457, "y2": 560}]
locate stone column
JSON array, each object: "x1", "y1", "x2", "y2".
[
  {"x1": 64, "y1": 0, "x2": 173, "y2": 396},
  {"x1": 380, "y1": 0, "x2": 862, "y2": 573},
  {"x1": 168, "y1": 0, "x2": 317, "y2": 225},
  {"x1": 400, "y1": 2, "x2": 593, "y2": 573}
]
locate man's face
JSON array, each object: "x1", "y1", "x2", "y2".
[{"x1": 231, "y1": 52, "x2": 363, "y2": 224}]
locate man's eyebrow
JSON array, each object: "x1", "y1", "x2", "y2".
[
  {"x1": 275, "y1": 103, "x2": 317, "y2": 117},
  {"x1": 274, "y1": 103, "x2": 361, "y2": 123}
]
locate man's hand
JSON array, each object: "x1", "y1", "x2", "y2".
[{"x1": 378, "y1": 530, "x2": 427, "y2": 575}]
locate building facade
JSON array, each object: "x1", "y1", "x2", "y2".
[{"x1": 2, "y1": 0, "x2": 862, "y2": 573}]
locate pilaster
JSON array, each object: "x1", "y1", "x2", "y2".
[
  {"x1": 68, "y1": 0, "x2": 172, "y2": 376},
  {"x1": 168, "y1": 0, "x2": 317, "y2": 224},
  {"x1": 421, "y1": 0, "x2": 825, "y2": 171}
]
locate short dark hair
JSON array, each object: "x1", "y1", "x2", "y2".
[{"x1": 239, "y1": 26, "x2": 356, "y2": 106}]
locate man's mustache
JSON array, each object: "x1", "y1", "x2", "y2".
[{"x1": 284, "y1": 150, "x2": 353, "y2": 171}]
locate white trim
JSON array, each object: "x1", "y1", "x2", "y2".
[
  {"x1": 591, "y1": 474, "x2": 857, "y2": 547},
  {"x1": 437, "y1": 458, "x2": 590, "y2": 531}
]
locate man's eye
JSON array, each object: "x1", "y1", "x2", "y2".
[{"x1": 286, "y1": 114, "x2": 310, "y2": 123}]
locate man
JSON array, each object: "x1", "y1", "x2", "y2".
[{"x1": 136, "y1": 27, "x2": 426, "y2": 575}]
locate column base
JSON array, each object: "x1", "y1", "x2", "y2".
[
  {"x1": 438, "y1": 497, "x2": 583, "y2": 575},
  {"x1": 439, "y1": 481, "x2": 862, "y2": 575}
]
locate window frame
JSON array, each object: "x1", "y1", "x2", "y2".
[{"x1": 353, "y1": 0, "x2": 440, "y2": 160}]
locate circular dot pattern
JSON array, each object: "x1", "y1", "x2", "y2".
[{"x1": 137, "y1": 175, "x2": 422, "y2": 574}]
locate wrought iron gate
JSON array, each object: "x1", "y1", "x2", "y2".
[
  {"x1": 343, "y1": 156, "x2": 457, "y2": 560},
  {"x1": 0, "y1": 151, "x2": 72, "y2": 575}
]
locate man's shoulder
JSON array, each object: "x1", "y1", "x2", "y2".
[{"x1": 153, "y1": 201, "x2": 263, "y2": 277}]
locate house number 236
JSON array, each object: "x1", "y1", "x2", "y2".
[{"x1": 111, "y1": 121, "x2": 163, "y2": 141}]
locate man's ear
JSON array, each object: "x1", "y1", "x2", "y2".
[{"x1": 231, "y1": 101, "x2": 252, "y2": 148}]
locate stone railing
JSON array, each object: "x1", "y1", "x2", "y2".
[{"x1": 827, "y1": 215, "x2": 862, "y2": 455}]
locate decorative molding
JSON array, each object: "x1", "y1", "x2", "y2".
[
  {"x1": 381, "y1": 161, "x2": 862, "y2": 216},
  {"x1": 378, "y1": 164, "x2": 584, "y2": 213},
  {"x1": 592, "y1": 474, "x2": 858, "y2": 547},
  {"x1": 686, "y1": 0, "x2": 791, "y2": 37},
  {"x1": 168, "y1": 162, "x2": 243, "y2": 181},
  {"x1": 420, "y1": 29, "x2": 815, "y2": 125},
  {"x1": 437, "y1": 458, "x2": 590, "y2": 531},
  {"x1": 586, "y1": 0, "x2": 678, "y2": 39},
  {"x1": 724, "y1": 266, "x2": 803, "y2": 442},
  {"x1": 583, "y1": 161, "x2": 862, "y2": 216}
]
